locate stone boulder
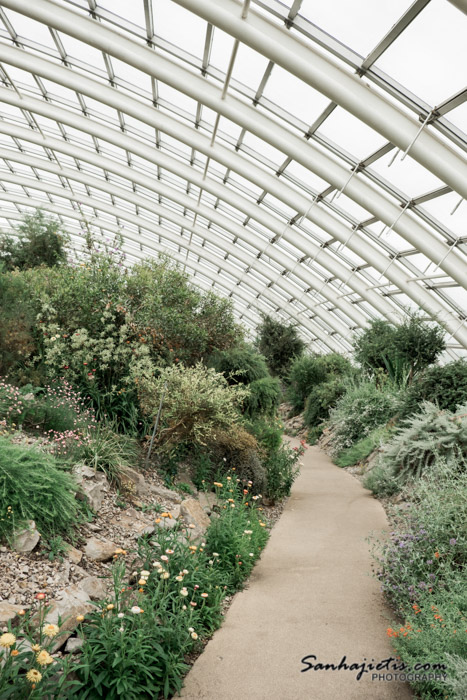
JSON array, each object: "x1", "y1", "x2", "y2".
[
  {"x1": 149, "y1": 484, "x2": 182, "y2": 504},
  {"x1": 119, "y1": 466, "x2": 146, "y2": 498},
  {"x1": 83, "y1": 536, "x2": 117, "y2": 562},
  {"x1": 110, "y1": 508, "x2": 155, "y2": 539},
  {"x1": 198, "y1": 492, "x2": 219, "y2": 515},
  {"x1": 40, "y1": 584, "x2": 93, "y2": 652},
  {"x1": 0, "y1": 602, "x2": 27, "y2": 626},
  {"x1": 11, "y1": 520, "x2": 40, "y2": 553},
  {"x1": 179, "y1": 498, "x2": 210, "y2": 539},
  {"x1": 65, "y1": 544, "x2": 83, "y2": 565},
  {"x1": 74, "y1": 465, "x2": 109, "y2": 512},
  {"x1": 78, "y1": 576, "x2": 107, "y2": 601}
]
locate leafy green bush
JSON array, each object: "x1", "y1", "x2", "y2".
[
  {"x1": 2, "y1": 224, "x2": 240, "y2": 425},
  {"x1": 256, "y1": 314, "x2": 305, "y2": 376},
  {"x1": 363, "y1": 463, "x2": 400, "y2": 497},
  {"x1": 0, "y1": 437, "x2": 79, "y2": 541},
  {"x1": 328, "y1": 380, "x2": 400, "y2": 454},
  {"x1": 242, "y1": 376, "x2": 281, "y2": 418},
  {"x1": 137, "y1": 363, "x2": 248, "y2": 451},
  {"x1": 287, "y1": 354, "x2": 328, "y2": 413},
  {"x1": 399, "y1": 359, "x2": 467, "y2": 418},
  {"x1": 207, "y1": 425, "x2": 267, "y2": 493},
  {"x1": 287, "y1": 353, "x2": 352, "y2": 416},
  {"x1": 303, "y1": 377, "x2": 346, "y2": 428},
  {"x1": 243, "y1": 417, "x2": 283, "y2": 458},
  {"x1": 207, "y1": 345, "x2": 269, "y2": 385},
  {"x1": 0, "y1": 210, "x2": 69, "y2": 271},
  {"x1": 353, "y1": 316, "x2": 445, "y2": 383},
  {"x1": 379, "y1": 402, "x2": 467, "y2": 483},
  {"x1": 335, "y1": 426, "x2": 392, "y2": 468},
  {"x1": 264, "y1": 442, "x2": 302, "y2": 502}
]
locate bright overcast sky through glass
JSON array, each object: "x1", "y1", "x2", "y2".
[{"x1": 0, "y1": 0, "x2": 465, "y2": 358}]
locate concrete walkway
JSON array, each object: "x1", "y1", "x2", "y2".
[{"x1": 180, "y1": 443, "x2": 412, "y2": 700}]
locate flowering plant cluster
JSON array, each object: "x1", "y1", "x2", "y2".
[
  {"x1": 0, "y1": 595, "x2": 79, "y2": 698},
  {"x1": 69, "y1": 472, "x2": 270, "y2": 697}
]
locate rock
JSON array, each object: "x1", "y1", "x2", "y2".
[
  {"x1": 78, "y1": 576, "x2": 107, "y2": 600},
  {"x1": 84, "y1": 537, "x2": 117, "y2": 562},
  {"x1": 39, "y1": 584, "x2": 93, "y2": 652},
  {"x1": 154, "y1": 516, "x2": 177, "y2": 530},
  {"x1": 74, "y1": 465, "x2": 109, "y2": 512},
  {"x1": 110, "y1": 508, "x2": 155, "y2": 538},
  {"x1": 0, "y1": 602, "x2": 27, "y2": 625},
  {"x1": 175, "y1": 470, "x2": 197, "y2": 495},
  {"x1": 149, "y1": 484, "x2": 182, "y2": 504},
  {"x1": 65, "y1": 637, "x2": 84, "y2": 654},
  {"x1": 179, "y1": 498, "x2": 210, "y2": 539},
  {"x1": 11, "y1": 520, "x2": 40, "y2": 553},
  {"x1": 65, "y1": 545, "x2": 83, "y2": 565},
  {"x1": 198, "y1": 492, "x2": 219, "y2": 515},
  {"x1": 169, "y1": 504, "x2": 181, "y2": 520},
  {"x1": 119, "y1": 466, "x2": 146, "y2": 497}
]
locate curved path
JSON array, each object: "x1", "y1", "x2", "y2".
[{"x1": 180, "y1": 443, "x2": 412, "y2": 700}]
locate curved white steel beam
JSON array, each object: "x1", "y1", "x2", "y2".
[
  {"x1": 0, "y1": 14, "x2": 465, "y2": 293},
  {"x1": 176, "y1": 0, "x2": 467, "y2": 196},
  {"x1": 0, "y1": 187, "x2": 347, "y2": 352},
  {"x1": 0, "y1": 83, "x2": 461, "y2": 343}
]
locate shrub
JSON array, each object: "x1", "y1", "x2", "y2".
[
  {"x1": 0, "y1": 378, "x2": 95, "y2": 434},
  {"x1": 363, "y1": 463, "x2": 400, "y2": 497},
  {"x1": 137, "y1": 363, "x2": 248, "y2": 451},
  {"x1": 6, "y1": 228, "x2": 240, "y2": 424},
  {"x1": 353, "y1": 316, "x2": 445, "y2": 383},
  {"x1": 0, "y1": 437, "x2": 79, "y2": 541},
  {"x1": 370, "y1": 456, "x2": 466, "y2": 611},
  {"x1": 287, "y1": 353, "x2": 352, "y2": 415},
  {"x1": 242, "y1": 376, "x2": 281, "y2": 418},
  {"x1": 207, "y1": 345, "x2": 269, "y2": 385},
  {"x1": 0, "y1": 210, "x2": 69, "y2": 271},
  {"x1": 256, "y1": 314, "x2": 305, "y2": 376},
  {"x1": 328, "y1": 381, "x2": 400, "y2": 454},
  {"x1": 208, "y1": 425, "x2": 266, "y2": 493},
  {"x1": 243, "y1": 417, "x2": 283, "y2": 458},
  {"x1": 386, "y1": 585, "x2": 467, "y2": 700},
  {"x1": 264, "y1": 442, "x2": 302, "y2": 502},
  {"x1": 399, "y1": 359, "x2": 467, "y2": 418},
  {"x1": 303, "y1": 377, "x2": 346, "y2": 428},
  {"x1": 0, "y1": 269, "x2": 41, "y2": 381},
  {"x1": 335, "y1": 426, "x2": 392, "y2": 468},
  {"x1": 287, "y1": 354, "x2": 328, "y2": 413},
  {"x1": 379, "y1": 402, "x2": 467, "y2": 483}
]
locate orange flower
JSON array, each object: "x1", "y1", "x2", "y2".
[{"x1": 434, "y1": 552, "x2": 440, "y2": 558}]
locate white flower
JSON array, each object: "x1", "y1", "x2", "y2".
[
  {"x1": 188, "y1": 627, "x2": 194, "y2": 633},
  {"x1": 118, "y1": 613, "x2": 124, "y2": 618},
  {"x1": 140, "y1": 570, "x2": 150, "y2": 577},
  {"x1": 130, "y1": 606, "x2": 142, "y2": 614},
  {"x1": 119, "y1": 626, "x2": 124, "y2": 632},
  {"x1": 191, "y1": 632, "x2": 198, "y2": 640},
  {"x1": 213, "y1": 553, "x2": 219, "y2": 557},
  {"x1": 180, "y1": 588, "x2": 188, "y2": 597}
]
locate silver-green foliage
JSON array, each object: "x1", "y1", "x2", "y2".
[
  {"x1": 381, "y1": 401, "x2": 467, "y2": 482},
  {"x1": 328, "y1": 380, "x2": 400, "y2": 455}
]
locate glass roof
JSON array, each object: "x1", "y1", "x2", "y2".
[{"x1": 0, "y1": 0, "x2": 465, "y2": 357}]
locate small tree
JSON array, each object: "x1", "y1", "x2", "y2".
[
  {"x1": 0, "y1": 209, "x2": 69, "y2": 270},
  {"x1": 256, "y1": 314, "x2": 305, "y2": 377},
  {"x1": 353, "y1": 316, "x2": 445, "y2": 383}
]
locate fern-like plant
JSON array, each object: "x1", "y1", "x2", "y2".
[{"x1": 381, "y1": 401, "x2": 467, "y2": 482}]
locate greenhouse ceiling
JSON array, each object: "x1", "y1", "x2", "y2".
[{"x1": 0, "y1": 0, "x2": 466, "y2": 357}]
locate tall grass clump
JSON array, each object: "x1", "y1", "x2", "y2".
[{"x1": 0, "y1": 437, "x2": 78, "y2": 541}]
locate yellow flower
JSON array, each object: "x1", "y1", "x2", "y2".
[
  {"x1": 31, "y1": 644, "x2": 41, "y2": 652},
  {"x1": 106, "y1": 604, "x2": 115, "y2": 610},
  {"x1": 213, "y1": 482, "x2": 223, "y2": 488},
  {"x1": 76, "y1": 615, "x2": 84, "y2": 622},
  {"x1": 138, "y1": 579, "x2": 147, "y2": 586},
  {"x1": 42, "y1": 624, "x2": 59, "y2": 638},
  {"x1": 26, "y1": 669, "x2": 42, "y2": 684},
  {"x1": 36, "y1": 650, "x2": 53, "y2": 666},
  {"x1": 0, "y1": 633, "x2": 16, "y2": 648}
]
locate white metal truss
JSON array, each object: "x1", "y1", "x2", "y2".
[{"x1": 0, "y1": 0, "x2": 465, "y2": 354}]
